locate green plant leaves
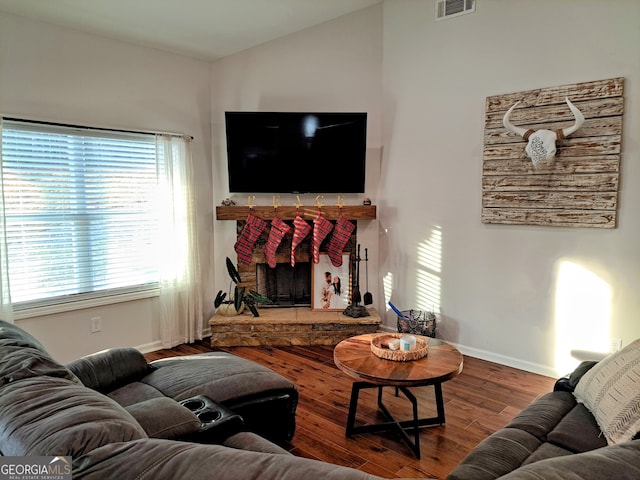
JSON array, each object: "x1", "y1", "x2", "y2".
[
  {"x1": 234, "y1": 286, "x2": 245, "y2": 312},
  {"x1": 216, "y1": 257, "x2": 272, "y2": 317},
  {"x1": 226, "y1": 257, "x2": 242, "y2": 284},
  {"x1": 214, "y1": 290, "x2": 227, "y2": 308}
]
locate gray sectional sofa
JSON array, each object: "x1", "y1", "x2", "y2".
[
  {"x1": 447, "y1": 341, "x2": 640, "y2": 480},
  {"x1": 0, "y1": 320, "x2": 393, "y2": 479}
]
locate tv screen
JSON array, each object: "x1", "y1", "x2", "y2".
[{"x1": 225, "y1": 112, "x2": 367, "y2": 194}]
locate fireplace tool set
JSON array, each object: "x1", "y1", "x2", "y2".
[{"x1": 343, "y1": 244, "x2": 371, "y2": 318}]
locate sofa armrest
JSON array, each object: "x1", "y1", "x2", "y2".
[
  {"x1": 66, "y1": 347, "x2": 150, "y2": 393},
  {"x1": 554, "y1": 360, "x2": 598, "y2": 392}
]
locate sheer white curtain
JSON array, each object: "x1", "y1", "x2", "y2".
[
  {"x1": 156, "y1": 135, "x2": 203, "y2": 348},
  {"x1": 0, "y1": 120, "x2": 13, "y2": 323}
]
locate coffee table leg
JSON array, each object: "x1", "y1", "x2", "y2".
[
  {"x1": 434, "y1": 382, "x2": 445, "y2": 423},
  {"x1": 377, "y1": 386, "x2": 421, "y2": 458},
  {"x1": 346, "y1": 382, "x2": 441, "y2": 459},
  {"x1": 344, "y1": 381, "x2": 449, "y2": 458},
  {"x1": 346, "y1": 382, "x2": 365, "y2": 437}
]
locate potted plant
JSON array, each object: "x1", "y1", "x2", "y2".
[{"x1": 214, "y1": 257, "x2": 272, "y2": 317}]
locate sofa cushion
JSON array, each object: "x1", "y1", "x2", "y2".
[
  {"x1": 546, "y1": 403, "x2": 607, "y2": 453},
  {"x1": 0, "y1": 320, "x2": 48, "y2": 351},
  {"x1": 498, "y1": 440, "x2": 640, "y2": 480},
  {"x1": 520, "y1": 442, "x2": 572, "y2": 466},
  {"x1": 574, "y1": 338, "x2": 640, "y2": 444},
  {"x1": 0, "y1": 320, "x2": 80, "y2": 385},
  {"x1": 0, "y1": 346, "x2": 80, "y2": 385},
  {"x1": 108, "y1": 381, "x2": 165, "y2": 406},
  {"x1": 125, "y1": 397, "x2": 201, "y2": 439},
  {"x1": 0, "y1": 376, "x2": 147, "y2": 457},
  {"x1": 446, "y1": 428, "x2": 543, "y2": 480},
  {"x1": 505, "y1": 391, "x2": 576, "y2": 440}
]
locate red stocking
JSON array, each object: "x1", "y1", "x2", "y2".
[
  {"x1": 327, "y1": 215, "x2": 355, "y2": 267},
  {"x1": 234, "y1": 213, "x2": 267, "y2": 265},
  {"x1": 312, "y1": 214, "x2": 333, "y2": 264},
  {"x1": 265, "y1": 217, "x2": 290, "y2": 268},
  {"x1": 290, "y1": 215, "x2": 311, "y2": 267}
]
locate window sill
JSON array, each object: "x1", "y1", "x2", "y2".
[{"x1": 12, "y1": 288, "x2": 160, "y2": 320}]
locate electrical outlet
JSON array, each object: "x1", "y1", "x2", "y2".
[
  {"x1": 610, "y1": 338, "x2": 622, "y2": 352},
  {"x1": 90, "y1": 317, "x2": 102, "y2": 333}
]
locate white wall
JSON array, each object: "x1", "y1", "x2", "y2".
[
  {"x1": 381, "y1": 0, "x2": 640, "y2": 376},
  {"x1": 0, "y1": 13, "x2": 214, "y2": 363},
  {"x1": 2, "y1": 2, "x2": 638, "y2": 376},
  {"x1": 210, "y1": 6, "x2": 384, "y2": 307}
]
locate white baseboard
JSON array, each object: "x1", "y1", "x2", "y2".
[
  {"x1": 136, "y1": 340, "x2": 164, "y2": 354},
  {"x1": 452, "y1": 343, "x2": 558, "y2": 378},
  {"x1": 136, "y1": 329, "x2": 212, "y2": 355},
  {"x1": 377, "y1": 325, "x2": 558, "y2": 378}
]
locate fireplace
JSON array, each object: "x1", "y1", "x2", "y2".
[
  {"x1": 255, "y1": 262, "x2": 311, "y2": 307},
  {"x1": 210, "y1": 205, "x2": 381, "y2": 346},
  {"x1": 235, "y1": 217, "x2": 358, "y2": 306}
]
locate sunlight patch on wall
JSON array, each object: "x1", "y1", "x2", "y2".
[
  {"x1": 555, "y1": 260, "x2": 612, "y2": 374},
  {"x1": 416, "y1": 226, "x2": 442, "y2": 312}
]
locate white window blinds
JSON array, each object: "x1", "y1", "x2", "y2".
[{"x1": 1, "y1": 120, "x2": 160, "y2": 309}]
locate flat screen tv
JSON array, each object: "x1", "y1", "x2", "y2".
[{"x1": 225, "y1": 112, "x2": 367, "y2": 194}]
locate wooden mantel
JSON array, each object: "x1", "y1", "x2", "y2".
[{"x1": 216, "y1": 205, "x2": 376, "y2": 221}]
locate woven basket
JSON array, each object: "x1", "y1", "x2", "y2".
[{"x1": 370, "y1": 333, "x2": 429, "y2": 362}]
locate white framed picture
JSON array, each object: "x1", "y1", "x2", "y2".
[{"x1": 311, "y1": 253, "x2": 350, "y2": 311}]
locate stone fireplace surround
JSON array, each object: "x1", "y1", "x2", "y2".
[{"x1": 210, "y1": 205, "x2": 380, "y2": 346}]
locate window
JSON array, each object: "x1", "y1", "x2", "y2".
[{"x1": 1, "y1": 119, "x2": 161, "y2": 312}]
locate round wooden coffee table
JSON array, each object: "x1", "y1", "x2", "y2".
[{"x1": 334, "y1": 333, "x2": 463, "y2": 458}]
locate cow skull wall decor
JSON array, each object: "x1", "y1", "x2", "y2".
[{"x1": 503, "y1": 97, "x2": 585, "y2": 166}]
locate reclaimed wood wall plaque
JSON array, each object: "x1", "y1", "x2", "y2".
[{"x1": 482, "y1": 77, "x2": 623, "y2": 228}]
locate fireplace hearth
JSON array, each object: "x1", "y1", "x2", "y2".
[{"x1": 209, "y1": 307, "x2": 381, "y2": 346}]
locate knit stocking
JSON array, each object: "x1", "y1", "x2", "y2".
[
  {"x1": 312, "y1": 214, "x2": 333, "y2": 264},
  {"x1": 290, "y1": 215, "x2": 311, "y2": 267},
  {"x1": 327, "y1": 215, "x2": 355, "y2": 267},
  {"x1": 265, "y1": 217, "x2": 290, "y2": 268},
  {"x1": 234, "y1": 213, "x2": 267, "y2": 265}
]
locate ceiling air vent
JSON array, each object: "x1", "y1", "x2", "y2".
[{"x1": 436, "y1": 0, "x2": 475, "y2": 21}]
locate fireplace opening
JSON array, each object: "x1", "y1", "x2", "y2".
[{"x1": 256, "y1": 262, "x2": 311, "y2": 307}]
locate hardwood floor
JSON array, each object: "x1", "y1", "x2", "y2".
[{"x1": 144, "y1": 341, "x2": 556, "y2": 479}]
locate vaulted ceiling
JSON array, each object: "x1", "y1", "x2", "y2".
[{"x1": 0, "y1": 0, "x2": 381, "y2": 61}]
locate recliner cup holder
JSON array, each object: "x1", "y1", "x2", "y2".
[
  {"x1": 181, "y1": 399, "x2": 206, "y2": 411},
  {"x1": 198, "y1": 410, "x2": 222, "y2": 423},
  {"x1": 178, "y1": 395, "x2": 244, "y2": 441}
]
